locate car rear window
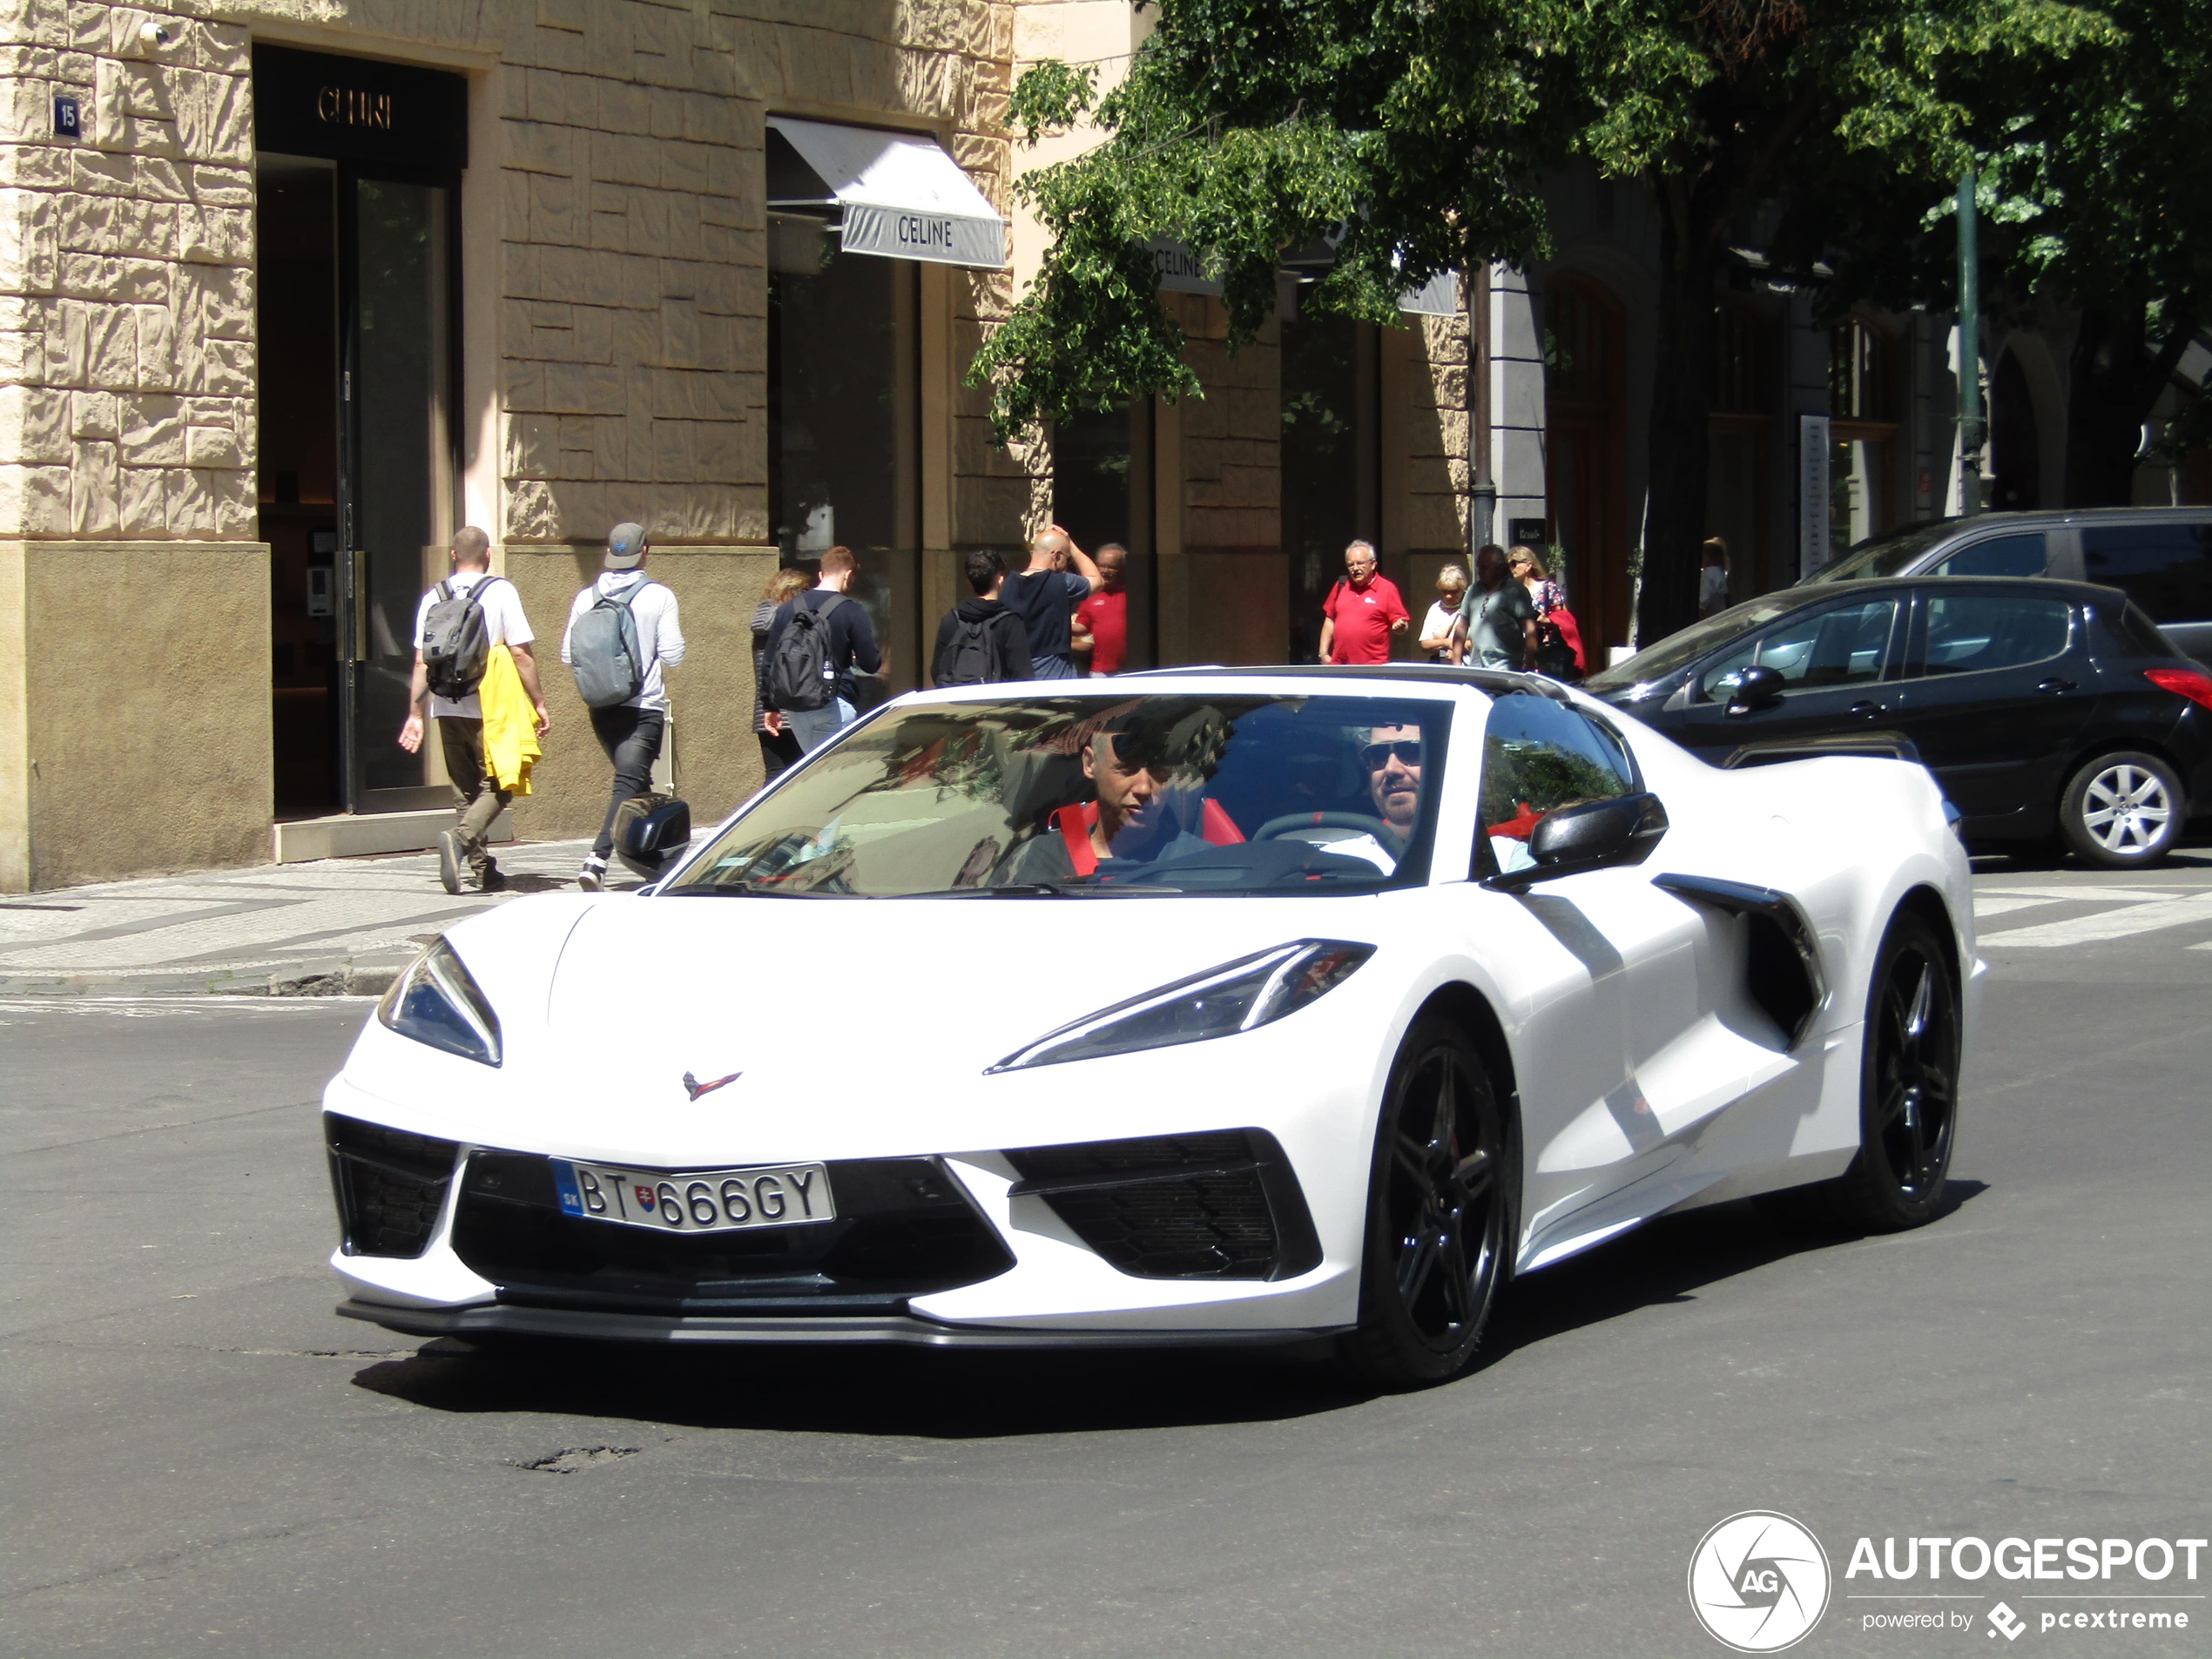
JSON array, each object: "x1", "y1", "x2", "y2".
[
  {"x1": 2096, "y1": 600, "x2": 2180, "y2": 661},
  {"x1": 2080, "y1": 523, "x2": 2212, "y2": 623},
  {"x1": 1919, "y1": 592, "x2": 2071, "y2": 675}
]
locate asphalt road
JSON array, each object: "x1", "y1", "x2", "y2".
[{"x1": 4, "y1": 856, "x2": 2208, "y2": 1657}]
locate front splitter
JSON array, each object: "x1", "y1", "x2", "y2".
[{"x1": 337, "y1": 1298, "x2": 1351, "y2": 1352}]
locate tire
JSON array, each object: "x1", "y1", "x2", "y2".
[
  {"x1": 1825, "y1": 910, "x2": 1961, "y2": 1233},
  {"x1": 1342, "y1": 1015, "x2": 1516, "y2": 1387},
  {"x1": 2058, "y1": 750, "x2": 2184, "y2": 868}
]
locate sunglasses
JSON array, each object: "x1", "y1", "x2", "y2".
[{"x1": 1360, "y1": 740, "x2": 1424, "y2": 770}]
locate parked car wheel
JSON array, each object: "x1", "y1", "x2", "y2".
[
  {"x1": 2058, "y1": 750, "x2": 2184, "y2": 867},
  {"x1": 1343, "y1": 1015, "x2": 1514, "y2": 1388}
]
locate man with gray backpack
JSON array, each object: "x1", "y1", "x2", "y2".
[
  {"x1": 400, "y1": 526, "x2": 548, "y2": 895},
  {"x1": 561, "y1": 522, "x2": 685, "y2": 891}
]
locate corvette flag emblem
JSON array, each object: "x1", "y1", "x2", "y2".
[{"x1": 682, "y1": 1070, "x2": 742, "y2": 1101}]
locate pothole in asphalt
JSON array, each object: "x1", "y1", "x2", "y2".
[{"x1": 512, "y1": 1446, "x2": 642, "y2": 1474}]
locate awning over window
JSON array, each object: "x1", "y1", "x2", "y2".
[
  {"x1": 767, "y1": 117, "x2": 1006, "y2": 270},
  {"x1": 1149, "y1": 238, "x2": 1460, "y2": 317}
]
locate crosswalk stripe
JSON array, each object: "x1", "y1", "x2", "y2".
[
  {"x1": 1972, "y1": 895, "x2": 2065, "y2": 919},
  {"x1": 1979, "y1": 894, "x2": 2212, "y2": 948}
]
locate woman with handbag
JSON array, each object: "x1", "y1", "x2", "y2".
[{"x1": 1510, "y1": 547, "x2": 1587, "y2": 681}]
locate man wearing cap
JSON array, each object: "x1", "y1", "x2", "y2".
[{"x1": 561, "y1": 522, "x2": 685, "y2": 891}]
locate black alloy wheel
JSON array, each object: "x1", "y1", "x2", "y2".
[
  {"x1": 1345, "y1": 1014, "x2": 1515, "y2": 1386},
  {"x1": 1831, "y1": 910, "x2": 1961, "y2": 1232}
]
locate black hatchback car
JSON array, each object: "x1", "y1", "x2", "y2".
[{"x1": 1585, "y1": 577, "x2": 2212, "y2": 867}]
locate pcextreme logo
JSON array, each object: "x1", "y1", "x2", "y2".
[{"x1": 1689, "y1": 1511, "x2": 1834, "y2": 1652}]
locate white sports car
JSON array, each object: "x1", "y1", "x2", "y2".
[{"x1": 326, "y1": 667, "x2": 1979, "y2": 1386}]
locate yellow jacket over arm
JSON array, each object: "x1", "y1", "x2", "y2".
[{"x1": 479, "y1": 644, "x2": 542, "y2": 796}]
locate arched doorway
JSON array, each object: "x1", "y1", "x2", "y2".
[{"x1": 1545, "y1": 276, "x2": 1629, "y2": 655}]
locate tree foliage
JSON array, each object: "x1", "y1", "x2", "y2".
[{"x1": 974, "y1": 0, "x2": 2112, "y2": 644}]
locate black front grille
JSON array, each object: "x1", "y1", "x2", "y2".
[
  {"x1": 327, "y1": 1113, "x2": 460, "y2": 1259},
  {"x1": 1004, "y1": 1130, "x2": 1322, "y2": 1282},
  {"x1": 449, "y1": 1153, "x2": 1015, "y2": 1316}
]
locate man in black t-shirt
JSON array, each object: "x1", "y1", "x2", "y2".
[
  {"x1": 998, "y1": 524, "x2": 1102, "y2": 679},
  {"x1": 762, "y1": 545, "x2": 885, "y2": 753}
]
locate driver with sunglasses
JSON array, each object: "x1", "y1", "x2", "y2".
[{"x1": 1312, "y1": 725, "x2": 1427, "y2": 874}]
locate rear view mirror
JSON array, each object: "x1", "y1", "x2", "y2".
[
  {"x1": 618, "y1": 799, "x2": 692, "y2": 869},
  {"x1": 1487, "y1": 792, "x2": 1669, "y2": 890},
  {"x1": 1726, "y1": 664, "x2": 1786, "y2": 715}
]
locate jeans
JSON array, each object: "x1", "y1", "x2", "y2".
[
  {"x1": 785, "y1": 696, "x2": 855, "y2": 755},
  {"x1": 435, "y1": 717, "x2": 510, "y2": 875},
  {"x1": 1029, "y1": 653, "x2": 1077, "y2": 680},
  {"x1": 758, "y1": 727, "x2": 803, "y2": 782},
  {"x1": 589, "y1": 705, "x2": 665, "y2": 859}
]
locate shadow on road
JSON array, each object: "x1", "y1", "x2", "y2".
[{"x1": 350, "y1": 1184, "x2": 1988, "y2": 1437}]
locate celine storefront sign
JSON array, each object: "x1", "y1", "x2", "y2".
[{"x1": 253, "y1": 44, "x2": 468, "y2": 169}]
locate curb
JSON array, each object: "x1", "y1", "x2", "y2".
[{"x1": 0, "y1": 958, "x2": 407, "y2": 1001}]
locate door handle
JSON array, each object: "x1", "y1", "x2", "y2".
[
  {"x1": 2035, "y1": 677, "x2": 2077, "y2": 694},
  {"x1": 1848, "y1": 700, "x2": 1885, "y2": 718}
]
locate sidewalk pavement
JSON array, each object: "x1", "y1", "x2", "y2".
[{"x1": 0, "y1": 839, "x2": 636, "y2": 998}]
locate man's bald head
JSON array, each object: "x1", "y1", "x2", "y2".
[
  {"x1": 1029, "y1": 527, "x2": 1073, "y2": 570},
  {"x1": 450, "y1": 526, "x2": 491, "y2": 570}
]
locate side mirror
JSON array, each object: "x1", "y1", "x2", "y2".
[
  {"x1": 1487, "y1": 792, "x2": 1669, "y2": 890},
  {"x1": 618, "y1": 799, "x2": 692, "y2": 869},
  {"x1": 1726, "y1": 664, "x2": 1785, "y2": 716}
]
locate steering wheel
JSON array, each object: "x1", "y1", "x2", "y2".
[{"x1": 1253, "y1": 811, "x2": 1393, "y2": 843}]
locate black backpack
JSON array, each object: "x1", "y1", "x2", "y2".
[
  {"x1": 421, "y1": 578, "x2": 500, "y2": 700},
  {"x1": 766, "y1": 593, "x2": 849, "y2": 711},
  {"x1": 937, "y1": 612, "x2": 1003, "y2": 687}
]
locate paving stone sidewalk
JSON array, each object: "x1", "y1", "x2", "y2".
[{"x1": 0, "y1": 839, "x2": 633, "y2": 998}]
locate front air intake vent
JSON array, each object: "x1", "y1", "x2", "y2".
[
  {"x1": 1004, "y1": 1130, "x2": 1321, "y2": 1281},
  {"x1": 326, "y1": 1112, "x2": 459, "y2": 1259}
]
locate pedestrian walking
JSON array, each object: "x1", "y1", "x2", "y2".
[
  {"x1": 562, "y1": 522, "x2": 685, "y2": 892},
  {"x1": 932, "y1": 550, "x2": 1033, "y2": 686},
  {"x1": 1000, "y1": 525, "x2": 1103, "y2": 678},
  {"x1": 752, "y1": 566, "x2": 811, "y2": 783},
  {"x1": 1072, "y1": 542, "x2": 1130, "y2": 675},
  {"x1": 1468, "y1": 544, "x2": 1541, "y2": 671},
  {"x1": 1418, "y1": 564, "x2": 1473, "y2": 664},
  {"x1": 1699, "y1": 536, "x2": 1732, "y2": 617},
  {"x1": 762, "y1": 545, "x2": 883, "y2": 753},
  {"x1": 1511, "y1": 546, "x2": 1587, "y2": 679},
  {"x1": 1318, "y1": 540, "x2": 1409, "y2": 664},
  {"x1": 399, "y1": 525, "x2": 548, "y2": 895}
]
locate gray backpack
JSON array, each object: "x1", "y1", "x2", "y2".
[
  {"x1": 420, "y1": 578, "x2": 500, "y2": 700},
  {"x1": 569, "y1": 582, "x2": 649, "y2": 708}
]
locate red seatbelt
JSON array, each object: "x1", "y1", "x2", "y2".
[{"x1": 1052, "y1": 805, "x2": 1099, "y2": 876}]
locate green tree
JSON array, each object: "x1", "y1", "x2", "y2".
[{"x1": 975, "y1": 0, "x2": 2107, "y2": 647}]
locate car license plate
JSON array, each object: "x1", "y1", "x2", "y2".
[{"x1": 550, "y1": 1158, "x2": 833, "y2": 1234}]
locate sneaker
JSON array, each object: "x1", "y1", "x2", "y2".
[
  {"x1": 577, "y1": 857, "x2": 606, "y2": 893},
  {"x1": 436, "y1": 830, "x2": 462, "y2": 895},
  {"x1": 475, "y1": 863, "x2": 507, "y2": 894}
]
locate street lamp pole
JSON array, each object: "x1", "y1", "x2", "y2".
[{"x1": 1957, "y1": 167, "x2": 1985, "y2": 516}]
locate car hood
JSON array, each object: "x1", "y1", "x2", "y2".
[{"x1": 523, "y1": 891, "x2": 1385, "y2": 1101}]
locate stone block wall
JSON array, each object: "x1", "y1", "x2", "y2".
[
  {"x1": 1399, "y1": 307, "x2": 1470, "y2": 552},
  {"x1": 0, "y1": 0, "x2": 256, "y2": 542},
  {"x1": 1177, "y1": 293, "x2": 1280, "y2": 554}
]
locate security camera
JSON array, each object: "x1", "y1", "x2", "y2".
[{"x1": 139, "y1": 20, "x2": 172, "y2": 45}]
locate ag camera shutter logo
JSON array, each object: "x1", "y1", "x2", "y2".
[{"x1": 1689, "y1": 1511, "x2": 1832, "y2": 1652}]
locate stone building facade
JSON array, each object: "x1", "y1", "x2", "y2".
[{"x1": 0, "y1": 0, "x2": 1480, "y2": 891}]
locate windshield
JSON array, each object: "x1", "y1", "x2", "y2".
[
  {"x1": 666, "y1": 693, "x2": 1452, "y2": 897},
  {"x1": 1796, "y1": 520, "x2": 1957, "y2": 584},
  {"x1": 1584, "y1": 592, "x2": 1811, "y2": 692}
]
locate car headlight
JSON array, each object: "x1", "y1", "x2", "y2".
[
  {"x1": 376, "y1": 936, "x2": 502, "y2": 1067},
  {"x1": 988, "y1": 940, "x2": 1374, "y2": 1073}
]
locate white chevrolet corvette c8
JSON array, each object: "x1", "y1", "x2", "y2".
[{"x1": 324, "y1": 667, "x2": 1979, "y2": 1386}]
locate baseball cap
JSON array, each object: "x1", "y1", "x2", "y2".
[{"x1": 606, "y1": 522, "x2": 648, "y2": 570}]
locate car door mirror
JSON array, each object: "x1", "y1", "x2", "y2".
[
  {"x1": 1486, "y1": 792, "x2": 1669, "y2": 890},
  {"x1": 619, "y1": 799, "x2": 692, "y2": 866},
  {"x1": 1726, "y1": 664, "x2": 1786, "y2": 716}
]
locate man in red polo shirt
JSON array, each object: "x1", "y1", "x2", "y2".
[
  {"x1": 1072, "y1": 542, "x2": 1129, "y2": 675},
  {"x1": 1318, "y1": 539, "x2": 1409, "y2": 664}
]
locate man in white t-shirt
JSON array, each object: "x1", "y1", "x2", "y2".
[
  {"x1": 401, "y1": 526, "x2": 550, "y2": 894},
  {"x1": 561, "y1": 522, "x2": 686, "y2": 891}
]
